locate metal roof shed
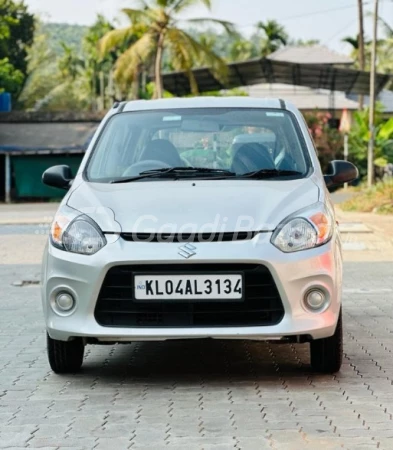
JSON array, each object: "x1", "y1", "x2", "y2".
[
  {"x1": 267, "y1": 45, "x2": 354, "y2": 65},
  {"x1": 161, "y1": 58, "x2": 392, "y2": 97},
  {"x1": 0, "y1": 122, "x2": 97, "y2": 155},
  {"x1": 0, "y1": 122, "x2": 98, "y2": 202}
]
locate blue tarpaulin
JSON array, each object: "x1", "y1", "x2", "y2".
[{"x1": 0, "y1": 93, "x2": 11, "y2": 112}]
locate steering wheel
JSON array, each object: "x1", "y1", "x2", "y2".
[
  {"x1": 181, "y1": 156, "x2": 193, "y2": 167},
  {"x1": 122, "y1": 160, "x2": 172, "y2": 177}
]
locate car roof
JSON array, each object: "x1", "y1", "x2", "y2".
[{"x1": 121, "y1": 97, "x2": 292, "y2": 112}]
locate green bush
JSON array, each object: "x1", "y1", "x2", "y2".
[{"x1": 348, "y1": 106, "x2": 393, "y2": 179}]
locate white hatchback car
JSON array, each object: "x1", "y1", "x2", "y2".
[{"x1": 42, "y1": 97, "x2": 358, "y2": 374}]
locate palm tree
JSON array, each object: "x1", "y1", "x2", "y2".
[
  {"x1": 342, "y1": 34, "x2": 375, "y2": 70},
  {"x1": 342, "y1": 35, "x2": 361, "y2": 50},
  {"x1": 229, "y1": 38, "x2": 257, "y2": 62},
  {"x1": 256, "y1": 20, "x2": 288, "y2": 56},
  {"x1": 58, "y1": 43, "x2": 83, "y2": 80},
  {"x1": 100, "y1": 0, "x2": 234, "y2": 99},
  {"x1": 290, "y1": 39, "x2": 320, "y2": 47}
]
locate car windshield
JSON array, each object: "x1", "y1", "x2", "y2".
[{"x1": 86, "y1": 107, "x2": 311, "y2": 182}]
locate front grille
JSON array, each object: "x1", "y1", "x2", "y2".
[
  {"x1": 94, "y1": 264, "x2": 285, "y2": 328},
  {"x1": 120, "y1": 232, "x2": 259, "y2": 243}
]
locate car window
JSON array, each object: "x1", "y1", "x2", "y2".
[{"x1": 86, "y1": 108, "x2": 311, "y2": 182}]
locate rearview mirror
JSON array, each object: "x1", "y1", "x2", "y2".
[
  {"x1": 324, "y1": 160, "x2": 358, "y2": 189},
  {"x1": 181, "y1": 119, "x2": 220, "y2": 132},
  {"x1": 42, "y1": 165, "x2": 73, "y2": 190}
]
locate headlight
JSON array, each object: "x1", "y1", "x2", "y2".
[
  {"x1": 271, "y1": 202, "x2": 334, "y2": 253},
  {"x1": 50, "y1": 205, "x2": 106, "y2": 255}
]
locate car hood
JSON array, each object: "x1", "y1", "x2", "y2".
[{"x1": 67, "y1": 178, "x2": 319, "y2": 233}]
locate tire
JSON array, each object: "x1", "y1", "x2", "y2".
[
  {"x1": 310, "y1": 309, "x2": 343, "y2": 373},
  {"x1": 47, "y1": 333, "x2": 84, "y2": 374}
]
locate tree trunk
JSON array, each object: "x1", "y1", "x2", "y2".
[
  {"x1": 141, "y1": 66, "x2": 147, "y2": 96},
  {"x1": 108, "y1": 70, "x2": 115, "y2": 105},
  {"x1": 131, "y1": 64, "x2": 141, "y2": 100},
  {"x1": 91, "y1": 68, "x2": 97, "y2": 112},
  {"x1": 99, "y1": 71, "x2": 105, "y2": 111},
  {"x1": 367, "y1": 0, "x2": 379, "y2": 188},
  {"x1": 188, "y1": 70, "x2": 199, "y2": 96},
  {"x1": 357, "y1": 0, "x2": 365, "y2": 109},
  {"x1": 154, "y1": 33, "x2": 165, "y2": 99}
]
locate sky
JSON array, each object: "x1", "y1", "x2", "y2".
[{"x1": 24, "y1": 0, "x2": 393, "y2": 54}]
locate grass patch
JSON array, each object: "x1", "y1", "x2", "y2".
[{"x1": 340, "y1": 179, "x2": 393, "y2": 214}]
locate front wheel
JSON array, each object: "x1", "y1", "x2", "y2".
[
  {"x1": 47, "y1": 333, "x2": 84, "y2": 374},
  {"x1": 310, "y1": 309, "x2": 343, "y2": 373}
]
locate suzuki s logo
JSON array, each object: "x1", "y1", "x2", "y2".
[{"x1": 178, "y1": 243, "x2": 197, "y2": 259}]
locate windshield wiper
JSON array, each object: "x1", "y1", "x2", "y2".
[
  {"x1": 111, "y1": 167, "x2": 236, "y2": 184},
  {"x1": 140, "y1": 167, "x2": 236, "y2": 176},
  {"x1": 239, "y1": 169, "x2": 303, "y2": 179}
]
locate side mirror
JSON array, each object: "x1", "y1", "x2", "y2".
[
  {"x1": 324, "y1": 160, "x2": 358, "y2": 189},
  {"x1": 42, "y1": 165, "x2": 73, "y2": 190}
]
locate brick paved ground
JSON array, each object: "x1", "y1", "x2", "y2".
[{"x1": 1, "y1": 263, "x2": 393, "y2": 449}]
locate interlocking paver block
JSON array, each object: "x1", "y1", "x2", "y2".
[{"x1": 2, "y1": 262, "x2": 393, "y2": 449}]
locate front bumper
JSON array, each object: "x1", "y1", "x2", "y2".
[{"x1": 41, "y1": 233, "x2": 342, "y2": 342}]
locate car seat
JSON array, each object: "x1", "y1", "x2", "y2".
[
  {"x1": 140, "y1": 139, "x2": 184, "y2": 167},
  {"x1": 231, "y1": 143, "x2": 275, "y2": 175}
]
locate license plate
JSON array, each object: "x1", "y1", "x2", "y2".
[{"x1": 134, "y1": 274, "x2": 243, "y2": 300}]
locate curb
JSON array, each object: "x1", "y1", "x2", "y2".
[{"x1": 0, "y1": 220, "x2": 52, "y2": 226}]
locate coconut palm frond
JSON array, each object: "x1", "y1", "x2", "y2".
[
  {"x1": 186, "y1": 18, "x2": 236, "y2": 35},
  {"x1": 167, "y1": 29, "x2": 194, "y2": 67},
  {"x1": 342, "y1": 36, "x2": 359, "y2": 50},
  {"x1": 100, "y1": 0, "x2": 235, "y2": 98},
  {"x1": 341, "y1": 36, "x2": 359, "y2": 50},
  {"x1": 116, "y1": 32, "x2": 155, "y2": 70},
  {"x1": 167, "y1": 28, "x2": 228, "y2": 84},
  {"x1": 156, "y1": 0, "x2": 170, "y2": 7},
  {"x1": 166, "y1": 30, "x2": 200, "y2": 94},
  {"x1": 99, "y1": 27, "x2": 134, "y2": 57},
  {"x1": 169, "y1": 0, "x2": 212, "y2": 14},
  {"x1": 122, "y1": 7, "x2": 152, "y2": 24},
  {"x1": 257, "y1": 19, "x2": 288, "y2": 46},
  {"x1": 114, "y1": 32, "x2": 155, "y2": 82}
]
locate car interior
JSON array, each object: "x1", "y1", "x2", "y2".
[{"x1": 86, "y1": 109, "x2": 310, "y2": 182}]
